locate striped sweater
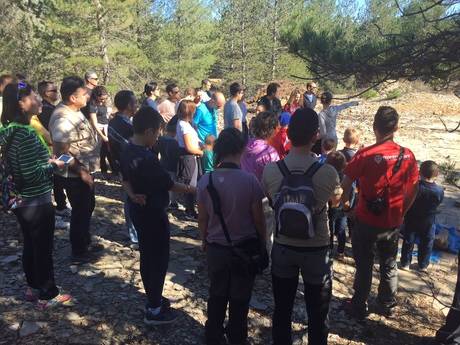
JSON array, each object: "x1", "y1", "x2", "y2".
[{"x1": 0, "y1": 124, "x2": 54, "y2": 198}]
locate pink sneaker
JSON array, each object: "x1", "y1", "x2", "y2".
[{"x1": 37, "y1": 294, "x2": 73, "y2": 310}]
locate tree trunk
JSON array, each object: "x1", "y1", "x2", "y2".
[
  {"x1": 270, "y1": 0, "x2": 279, "y2": 81},
  {"x1": 94, "y1": 0, "x2": 110, "y2": 84}
]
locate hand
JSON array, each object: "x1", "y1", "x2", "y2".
[
  {"x1": 80, "y1": 170, "x2": 94, "y2": 189},
  {"x1": 49, "y1": 158, "x2": 65, "y2": 170},
  {"x1": 188, "y1": 186, "x2": 197, "y2": 195},
  {"x1": 102, "y1": 135, "x2": 109, "y2": 143},
  {"x1": 130, "y1": 194, "x2": 146, "y2": 206}
]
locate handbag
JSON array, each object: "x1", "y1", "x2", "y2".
[{"x1": 206, "y1": 166, "x2": 268, "y2": 275}]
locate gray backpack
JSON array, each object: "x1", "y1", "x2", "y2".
[{"x1": 273, "y1": 160, "x2": 323, "y2": 240}]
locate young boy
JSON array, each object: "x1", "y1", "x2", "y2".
[
  {"x1": 202, "y1": 134, "x2": 215, "y2": 173},
  {"x1": 400, "y1": 160, "x2": 444, "y2": 271},
  {"x1": 319, "y1": 137, "x2": 336, "y2": 163},
  {"x1": 340, "y1": 128, "x2": 359, "y2": 162},
  {"x1": 120, "y1": 107, "x2": 196, "y2": 325},
  {"x1": 326, "y1": 151, "x2": 348, "y2": 259},
  {"x1": 157, "y1": 121, "x2": 180, "y2": 209}
]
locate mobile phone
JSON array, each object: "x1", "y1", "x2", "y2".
[{"x1": 57, "y1": 154, "x2": 74, "y2": 165}]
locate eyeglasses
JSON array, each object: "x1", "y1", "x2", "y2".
[{"x1": 17, "y1": 81, "x2": 27, "y2": 100}]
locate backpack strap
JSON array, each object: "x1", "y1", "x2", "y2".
[
  {"x1": 276, "y1": 160, "x2": 290, "y2": 177},
  {"x1": 206, "y1": 172, "x2": 233, "y2": 246},
  {"x1": 392, "y1": 146, "x2": 405, "y2": 176},
  {"x1": 304, "y1": 161, "x2": 322, "y2": 178}
]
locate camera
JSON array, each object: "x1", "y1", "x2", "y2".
[{"x1": 366, "y1": 197, "x2": 387, "y2": 216}]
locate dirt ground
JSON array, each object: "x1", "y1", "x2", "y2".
[{"x1": 0, "y1": 90, "x2": 459, "y2": 345}]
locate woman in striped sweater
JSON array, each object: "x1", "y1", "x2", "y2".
[{"x1": 0, "y1": 81, "x2": 72, "y2": 309}]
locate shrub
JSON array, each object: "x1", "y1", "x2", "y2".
[
  {"x1": 386, "y1": 89, "x2": 402, "y2": 100},
  {"x1": 361, "y1": 89, "x2": 379, "y2": 99}
]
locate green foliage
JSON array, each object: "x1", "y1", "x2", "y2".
[
  {"x1": 361, "y1": 89, "x2": 379, "y2": 99},
  {"x1": 386, "y1": 89, "x2": 402, "y2": 100},
  {"x1": 439, "y1": 158, "x2": 459, "y2": 187}
]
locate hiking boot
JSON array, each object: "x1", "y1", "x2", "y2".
[
  {"x1": 144, "y1": 307, "x2": 178, "y2": 325},
  {"x1": 375, "y1": 299, "x2": 397, "y2": 317}
]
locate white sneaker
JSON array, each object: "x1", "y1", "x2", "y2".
[
  {"x1": 55, "y1": 208, "x2": 72, "y2": 218},
  {"x1": 55, "y1": 217, "x2": 70, "y2": 230}
]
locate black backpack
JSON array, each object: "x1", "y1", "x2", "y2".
[{"x1": 273, "y1": 160, "x2": 323, "y2": 240}]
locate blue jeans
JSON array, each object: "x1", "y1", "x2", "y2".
[
  {"x1": 400, "y1": 221, "x2": 435, "y2": 269},
  {"x1": 328, "y1": 208, "x2": 347, "y2": 254}
]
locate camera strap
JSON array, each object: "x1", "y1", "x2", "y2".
[{"x1": 387, "y1": 145, "x2": 405, "y2": 184}]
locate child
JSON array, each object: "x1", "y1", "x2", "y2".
[
  {"x1": 202, "y1": 134, "x2": 215, "y2": 173},
  {"x1": 319, "y1": 137, "x2": 336, "y2": 163},
  {"x1": 120, "y1": 107, "x2": 196, "y2": 325},
  {"x1": 268, "y1": 111, "x2": 291, "y2": 159},
  {"x1": 400, "y1": 160, "x2": 444, "y2": 271},
  {"x1": 339, "y1": 128, "x2": 360, "y2": 236},
  {"x1": 325, "y1": 151, "x2": 348, "y2": 259},
  {"x1": 157, "y1": 121, "x2": 181, "y2": 209},
  {"x1": 340, "y1": 128, "x2": 359, "y2": 162}
]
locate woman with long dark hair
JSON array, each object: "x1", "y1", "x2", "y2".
[
  {"x1": 197, "y1": 128, "x2": 267, "y2": 345},
  {"x1": 176, "y1": 100, "x2": 203, "y2": 220},
  {"x1": 142, "y1": 81, "x2": 160, "y2": 110},
  {"x1": 0, "y1": 81, "x2": 72, "y2": 308}
]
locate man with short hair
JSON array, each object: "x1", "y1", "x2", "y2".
[
  {"x1": 108, "y1": 90, "x2": 139, "y2": 244},
  {"x1": 37, "y1": 80, "x2": 71, "y2": 220},
  {"x1": 258, "y1": 83, "x2": 282, "y2": 116},
  {"x1": 193, "y1": 91, "x2": 225, "y2": 142},
  {"x1": 157, "y1": 83, "x2": 181, "y2": 123},
  {"x1": 262, "y1": 108, "x2": 339, "y2": 345},
  {"x1": 0, "y1": 74, "x2": 14, "y2": 118},
  {"x1": 303, "y1": 82, "x2": 318, "y2": 110},
  {"x1": 49, "y1": 76, "x2": 102, "y2": 263},
  {"x1": 37, "y1": 81, "x2": 59, "y2": 130},
  {"x1": 223, "y1": 82, "x2": 244, "y2": 130},
  {"x1": 198, "y1": 79, "x2": 212, "y2": 103},
  {"x1": 341, "y1": 106, "x2": 419, "y2": 319}
]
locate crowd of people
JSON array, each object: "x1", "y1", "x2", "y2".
[{"x1": 0, "y1": 72, "x2": 458, "y2": 345}]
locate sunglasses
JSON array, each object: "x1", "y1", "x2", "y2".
[{"x1": 17, "y1": 81, "x2": 27, "y2": 100}]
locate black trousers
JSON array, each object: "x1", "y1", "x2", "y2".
[
  {"x1": 100, "y1": 140, "x2": 116, "y2": 174},
  {"x1": 55, "y1": 175, "x2": 95, "y2": 255},
  {"x1": 130, "y1": 204, "x2": 170, "y2": 309},
  {"x1": 436, "y1": 251, "x2": 460, "y2": 344},
  {"x1": 205, "y1": 244, "x2": 256, "y2": 345},
  {"x1": 53, "y1": 175, "x2": 68, "y2": 211},
  {"x1": 14, "y1": 202, "x2": 59, "y2": 300}
]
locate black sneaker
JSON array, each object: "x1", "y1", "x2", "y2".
[
  {"x1": 343, "y1": 299, "x2": 368, "y2": 321},
  {"x1": 375, "y1": 300, "x2": 397, "y2": 317},
  {"x1": 144, "y1": 307, "x2": 178, "y2": 325}
]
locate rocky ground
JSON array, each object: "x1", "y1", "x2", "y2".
[{"x1": 1, "y1": 90, "x2": 459, "y2": 345}]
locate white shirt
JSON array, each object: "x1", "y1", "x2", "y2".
[
  {"x1": 176, "y1": 120, "x2": 200, "y2": 150},
  {"x1": 318, "y1": 101, "x2": 358, "y2": 141}
]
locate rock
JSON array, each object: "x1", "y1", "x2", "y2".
[
  {"x1": 8, "y1": 322, "x2": 20, "y2": 331},
  {"x1": 70, "y1": 265, "x2": 78, "y2": 274},
  {"x1": 1, "y1": 255, "x2": 19, "y2": 264},
  {"x1": 19, "y1": 321, "x2": 46, "y2": 337}
]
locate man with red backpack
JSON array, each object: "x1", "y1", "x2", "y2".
[{"x1": 341, "y1": 106, "x2": 419, "y2": 319}]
